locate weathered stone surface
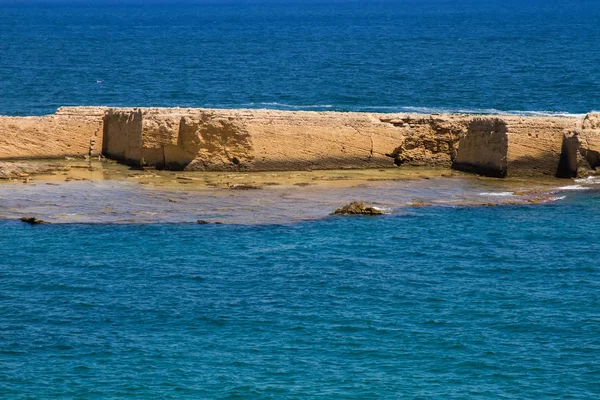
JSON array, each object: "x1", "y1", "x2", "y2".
[
  {"x1": 0, "y1": 106, "x2": 590, "y2": 178},
  {"x1": 503, "y1": 115, "x2": 574, "y2": 177},
  {"x1": 102, "y1": 109, "x2": 142, "y2": 165},
  {"x1": 102, "y1": 108, "x2": 408, "y2": 171},
  {"x1": 180, "y1": 112, "x2": 254, "y2": 171},
  {"x1": 451, "y1": 115, "x2": 576, "y2": 177},
  {"x1": 452, "y1": 118, "x2": 508, "y2": 178},
  {"x1": 0, "y1": 106, "x2": 105, "y2": 159},
  {"x1": 383, "y1": 115, "x2": 469, "y2": 167},
  {"x1": 579, "y1": 113, "x2": 600, "y2": 170},
  {"x1": 552, "y1": 113, "x2": 600, "y2": 178}
]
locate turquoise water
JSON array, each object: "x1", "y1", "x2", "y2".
[
  {"x1": 1, "y1": 192, "x2": 600, "y2": 398},
  {"x1": 0, "y1": 0, "x2": 599, "y2": 115}
]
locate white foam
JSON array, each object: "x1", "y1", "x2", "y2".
[
  {"x1": 479, "y1": 192, "x2": 515, "y2": 197},
  {"x1": 247, "y1": 102, "x2": 334, "y2": 109},
  {"x1": 557, "y1": 185, "x2": 591, "y2": 191},
  {"x1": 549, "y1": 196, "x2": 567, "y2": 201},
  {"x1": 574, "y1": 176, "x2": 600, "y2": 184},
  {"x1": 165, "y1": 102, "x2": 588, "y2": 117}
]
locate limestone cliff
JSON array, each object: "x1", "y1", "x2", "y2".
[
  {"x1": 555, "y1": 113, "x2": 600, "y2": 178},
  {"x1": 1, "y1": 106, "x2": 596, "y2": 178},
  {"x1": 102, "y1": 108, "x2": 408, "y2": 171},
  {"x1": 0, "y1": 107, "x2": 105, "y2": 159}
]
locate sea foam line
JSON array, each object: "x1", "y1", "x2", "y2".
[
  {"x1": 556, "y1": 185, "x2": 592, "y2": 191},
  {"x1": 478, "y1": 192, "x2": 515, "y2": 197},
  {"x1": 236, "y1": 103, "x2": 586, "y2": 117}
]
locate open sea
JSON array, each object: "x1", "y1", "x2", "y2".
[
  {"x1": 0, "y1": 0, "x2": 599, "y2": 116},
  {"x1": 1, "y1": 0, "x2": 600, "y2": 398}
]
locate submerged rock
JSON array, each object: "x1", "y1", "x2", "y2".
[
  {"x1": 19, "y1": 217, "x2": 48, "y2": 225},
  {"x1": 228, "y1": 183, "x2": 263, "y2": 190},
  {"x1": 332, "y1": 201, "x2": 384, "y2": 216}
]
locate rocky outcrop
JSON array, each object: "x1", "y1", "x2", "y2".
[
  {"x1": 555, "y1": 132, "x2": 582, "y2": 178},
  {"x1": 504, "y1": 115, "x2": 574, "y2": 177},
  {"x1": 19, "y1": 217, "x2": 49, "y2": 225},
  {"x1": 452, "y1": 118, "x2": 509, "y2": 178},
  {"x1": 332, "y1": 201, "x2": 385, "y2": 215},
  {"x1": 380, "y1": 114, "x2": 469, "y2": 167},
  {"x1": 0, "y1": 106, "x2": 592, "y2": 178},
  {"x1": 0, "y1": 107, "x2": 105, "y2": 159},
  {"x1": 553, "y1": 113, "x2": 600, "y2": 178},
  {"x1": 102, "y1": 108, "x2": 407, "y2": 171},
  {"x1": 579, "y1": 113, "x2": 600, "y2": 170},
  {"x1": 101, "y1": 109, "x2": 142, "y2": 165}
]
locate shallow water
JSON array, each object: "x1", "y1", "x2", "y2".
[
  {"x1": 1, "y1": 189, "x2": 599, "y2": 398},
  {"x1": 0, "y1": 163, "x2": 580, "y2": 224}
]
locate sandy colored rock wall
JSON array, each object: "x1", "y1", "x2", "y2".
[
  {"x1": 101, "y1": 109, "x2": 142, "y2": 165},
  {"x1": 452, "y1": 118, "x2": 509, "y2": 178},
  {"x1": 0, "y1": 107, "x2": 105, "y2": 159},
  {"x1": 503, "y1": 115, "x2": 576, "y2": 177},
  {"x1": 553, "y1": 113, "x2": 600, "y2": 178},
  {"x1": 0, "y1": 106, "x2": 590, "y2": 178},
  {"x1": 102, "y1": 108, "x2": 475, "y2": 172},
  {"x1": 102, "y1": 108, "x2": 410, "y2": 171},
  {"x1": 579, "y1": 113, "x2": 600, "y2": 169}
]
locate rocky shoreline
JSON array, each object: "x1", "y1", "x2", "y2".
[{"x1": 1, "y1": 107, "x2": 599, "y2": 179}]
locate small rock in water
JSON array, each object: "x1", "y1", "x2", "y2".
[
  {"x1": 228, "y1": 183, "x2": 263, "y2": 190},
  {"x1": 332, "y1": 201, "x2": 384, "y2": 216},
  {"x1": 197, "y1": 220, "x2": 210, "y2": 224},
  {"x1": 19, "y1": 217, "x2": 48, "y2": 225}
]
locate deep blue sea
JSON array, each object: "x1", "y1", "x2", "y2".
[
  {"x1": 2, "y1": 0, "x2": 600, "y2": 398},
  {"x1": 0, "y1": 0, "x2": 599, "y2": 115},
  {"x1": 1, "y1": 193, "x2": 600, "y2": 398}
]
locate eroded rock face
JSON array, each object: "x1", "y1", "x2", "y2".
[
  {"x1": 452, "y1": 118, "x2": 508, "y2": 178},
  {"x1": 579, "y1": 113, "x2": 600, "y2": 170},
  {"x1": 0, "y1": 106, "x2": 591, "y2": 178},
  {"x1": 179, "y1": 113, "x2": 254, "y2": 171},
  {"x1": 382, "y1": 115, "x2": 468, "y2": 167},
  {"x1": 451, "y1": 115, "x2": 577, "y2": 178},
  {"x1": 556, "y1": 132, "x2": 582, "y2": 178},
  {"x1": 102, "y1": 109, "x2": 143, "y2": 165},
  {"x1": 102, "y1": 108, "x2": 409, "y2": 171},
  {"x1": 552, "y1": 114, "x2": 600, "y2": 178},
  {"x1": 0, "y1": 107, "x2": 105, "y2": 159},
  {"x1": 103, "y1": 109, "x2": 257, "y2": 171},
  {"x1": 504, "y1": 115, "x2": 574, "y2": 177}
]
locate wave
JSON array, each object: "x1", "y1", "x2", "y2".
[
  {"x1": 235, "y1": 103, "x2": 586, "y2": 117},
  {"x1": 574, "y1": 176, "x2": 600, "y2": 184},
  {"x1": 478, "y1": 192, "x2": 515, "y2": 197},
  {"x1": 244, "y1": 102, "x2": 333, "y2": 109},
  {"x1": 556, "y1": 185, "x2": 592, "y2": 191},
  {"x1": 549, "y1": 196, "x2": 567, "y2": 202}
]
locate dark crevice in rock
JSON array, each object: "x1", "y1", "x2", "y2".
[{"x1": 555, "y1": 134, "x2": 580, "y2": 178}]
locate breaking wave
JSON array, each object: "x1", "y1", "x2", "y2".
[
  {"x1": 237, "y1": 103, "x2": 586, "y2": 117},
  {"x1": 556, "y1": 185, "x2": 592, "y2": 191},
  {"x1": 478, "y1": 192, "x2": 515, "y2": 197}
]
